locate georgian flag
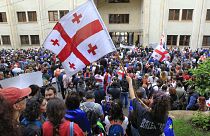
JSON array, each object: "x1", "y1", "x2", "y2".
[
  {"x1": 43, "y1": 0, "x2": 116, "y2": 76},
  {"x1": 160, "y1": 32, "x2": 167, "y2": 49},
  {"x1": 151, "y1": 45, "x2": 170, "y2": 62}
]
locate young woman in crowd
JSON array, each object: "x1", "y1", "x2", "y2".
[
  {"x1": 126, "y1": 75, "x2": 170, "y2": 136},
  {"x1": 21, "y1": 96, "x2": 46, "y2": 136},
  {"x1": 42, "y1": 97, "x2": 84, "y2": 136},
  {"x1": 104, "y1": 99, "x2": 129, "y2": 135}
]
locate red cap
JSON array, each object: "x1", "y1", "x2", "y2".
[{"x1": 0, "y1": 87, "x2": 31, "y2": 104}]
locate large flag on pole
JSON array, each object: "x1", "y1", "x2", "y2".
[
  {"x1": 151, "y1": 45, "x2": 170, "y2": 62},
  {"x1": 43, "y1": 0, "x2": 116, "y2": 76},
  {"x1": 160, "y1": 32, "x2": 167, "y2": 49}
]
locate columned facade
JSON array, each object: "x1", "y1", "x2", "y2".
[{"x1": 0, "y1": 0, "x2": 210, "y2": 49}]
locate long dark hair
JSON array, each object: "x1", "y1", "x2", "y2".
[
  {"x1": 150, "y1": 92, "x2": 170, "y2": 123},
  {"x1": 46, "y1": 98, "x2": 65, "y2": 136},
  {"x1": 0, "y1": 95, "x2": 20, "y2": 136},
  {"x1": 109, "y1": 99, "x2": 124, "y2": 121},
  {"x1": 23, "y1": 96, "x2": 44, "y2": 121}
]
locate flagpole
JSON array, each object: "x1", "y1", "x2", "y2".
[{"x1": 115, "y1": 51, "x2": 150, "y2": 110}]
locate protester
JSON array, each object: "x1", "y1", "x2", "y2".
[
  {"x1": 93, "y1": 82, "x2": 106, "y2": 104},
  {"x1": 120, "y1": 75, "x2": 129, "y2": 108},
  {"x1": 107, "y1": 77, "x2": 121, "y2": 100},
  {"x1": 104, "y1": 99, "x2": 128, "y2": 135},
  {"x1": 28, "y1": 84, "x2": 41, "y2": 98},
  {"x1": 0, "y1": 87, "x2": 31, "y2": 135},
  {"x1": 80, "y1": 91, "x2": 104, "y2": 119},
  {"x1": 80, "y1": 91, "x2": 105, "y2": 135},
  {"x1": 0, "y1": 95, "x2": 21, "y2": 136},
  {"x1": 45, "y1": 86, "x2": 57, "y2": 101},
  {"x1": 186, "y1": 87, "x2": 199, "y2": 110},
  {"x1": 65, "y1": 91, "x2": 91, "y2": 136},
  {"x1": 126, "y1": 75, "x2": 170, "y2": 136},
  {"x1": 42, "y1": 97, "x2": 84, "y2": 136},
  {"x1": 21, "y1": 96, "x2": 44, "y2": 136}
]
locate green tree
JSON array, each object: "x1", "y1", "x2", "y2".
[{"x1": 187, "y1": 58, "x2": 210, "y2": 96}]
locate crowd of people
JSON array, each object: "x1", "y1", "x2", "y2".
[{"x1": 0, "y1": 46, "x2": 209, "y2": 136}]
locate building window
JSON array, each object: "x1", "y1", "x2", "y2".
[
  {"x1": 48, "y1": 11, "x2": 58, "y2": 21},
  {"x1": 28, "y1": 11, "x2": 37, "y2": 22},
  {"x1": 169, "y1": 9, "x2": 180, "y2": 20},
  {"x1": 202, "y1": 36, "x2": 210, "y2": 46},
  {"x1": 0, "y1": 12, "x2": 7, "y2": 22},
  {"x1": 109, "y1": 14, "x2": 129, "y2": 24},
  {"x1": 182, "y1": 9, "x2": 193, "y2": 20},
  {"x1": 108, "y1": 0, "x2": 129, "y2": 3},
  {"x1": 20, "y1": 35, "x2": 29, "y2": 45},
  {"x1": 30, "y1": 35, "x2": 40, "y2": 44},
  {"x1": 179, "y1": 35, "x2": 190, "y2": 46},
  {"x1": 17, "y1": 12, "x2": 26, "y2": 22},
  {"x1": 206, "y1": 9, "x2": 210, "y2": 21},
  {"x1": 59, "y1": 10, "x2": 69, "y2": 18},
  {"x1": 167, "y1": 35, "x2": 178, "y2": 45},
  {"x1": 1, "y1": 35, "x2": 11, "y2": 45}
]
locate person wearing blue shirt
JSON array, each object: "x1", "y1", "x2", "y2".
[{"x1": 65, "y1": 91, "x2": 91, "y2": 136}]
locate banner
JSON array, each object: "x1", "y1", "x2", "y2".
[
  {"x1": 0, "y1": 71, "x2": 43, "y2": 89},
  {"x1": 119, "y1": 43, "x2": 135, "y2": 49}
]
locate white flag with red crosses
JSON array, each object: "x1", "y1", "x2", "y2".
[
  {"x1": 151, "y1": 45, "x2": 170, "y2": 62},
  {"x1": 43, "y1": 0, "x2": 116, "y2": 76}
]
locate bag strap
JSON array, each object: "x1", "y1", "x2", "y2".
[
  {"x1": 179, "y1": 92, "x2": 185, "y2": 100},
  {"x1": 70, "y1": 122, "x2": 74, "y2": 136}
]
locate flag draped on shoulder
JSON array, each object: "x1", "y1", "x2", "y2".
[
  {"x1": 151, "y1": 45, "x2": 170, "y2": 62},
  {"x1": 43, "y1": 0, "x2": 116, "y2": 76}
]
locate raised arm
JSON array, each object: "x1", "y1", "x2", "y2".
[{"x1": 126, "y1": 75, "x2": 136, "y2": 100}]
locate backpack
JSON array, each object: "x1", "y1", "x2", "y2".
[
  {"x1": 81, "y1": 104, "x2": 99, "y2": 128},
  {"x1": 108, "y1": 121, "x2": 124, "y2": 136}
]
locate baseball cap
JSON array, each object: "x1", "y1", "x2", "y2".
[{"x1": 0, "y1": 87, "x2": 31, "y2": 104}]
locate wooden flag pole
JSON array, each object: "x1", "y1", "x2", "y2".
[{"x1": 115, "y1": 51, "x2": 150, "y2": 111}]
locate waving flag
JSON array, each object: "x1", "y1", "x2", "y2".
[
  {"x1": 160, "y1": 32, "x2": 167, "y2": 49},
  {"x1": 43, "y1": 0, "x2": 116, "y2": 76},
  {"x1": 151, "y1": 45, "x2": 170, "y2": 62}
]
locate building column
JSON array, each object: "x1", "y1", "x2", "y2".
[
  {"x1": 143, "y1": 0, "x2": 150, "y2": 47},
  {"x1": 191, "y1": 0, "x2": 205, "y2": 50},
  {"x1": 6, "y1": 0, "x2": 19, "y2": 49}
]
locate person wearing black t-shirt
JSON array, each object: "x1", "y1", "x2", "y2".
[{"x1": 126, "y1": 76, "x2": 170, "y2": 136}]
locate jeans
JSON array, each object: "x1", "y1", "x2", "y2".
[{"x1": 120, "y1": 92, "x2": 128, "y2": 107}]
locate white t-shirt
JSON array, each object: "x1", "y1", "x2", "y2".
[{"x1": 104, "y1": 115, "x2": 128, "y2": 135}]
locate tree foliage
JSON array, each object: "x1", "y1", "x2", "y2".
[{"x1": 187, "y1": 58, "x2": 210, "y2": 96}]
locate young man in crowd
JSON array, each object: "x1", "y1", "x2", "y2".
[{"x1": 44, "y1": 86, "x2": 57, "y2": 101}]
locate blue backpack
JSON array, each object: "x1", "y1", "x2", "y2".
[{"x1": 108, "y1": 123, "x2": 124, "y2": 136}]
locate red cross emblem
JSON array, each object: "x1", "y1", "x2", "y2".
[
  {"x1": 154, "y1": 49, "x2": 169, "y2": 62},
  {"x1": 88, "y1": 44, "x2": 97, "y2": 55},
  {"x1": 51, "y1": 39, "x2": 60, "y2": 46},
  {"x1": 69, "y1": 62, "x2": 76, "y2": 70},
  {"x1": 72, "y1": 13, "x2": 82, "y2": 24},
  {"x1": 53, "y1": 20, "x2": 103, "y2": 66}
]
